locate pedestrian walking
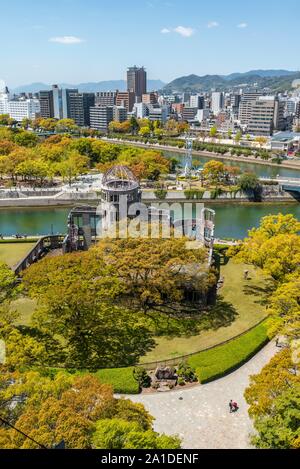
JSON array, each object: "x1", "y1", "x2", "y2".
[{"x1": 229, "y1": 400, "x2": 233, "y2": 413}]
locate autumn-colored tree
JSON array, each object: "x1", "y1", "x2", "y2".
[
  {"x1": 244, "y1": 349, "x2": 300, "y2": 448},
  {"x1": 203, "y1": 160, "x2": 225, "y2": 185}
]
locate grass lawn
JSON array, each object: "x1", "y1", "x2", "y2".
[
  {"x1": 94, "y1": 367, "x2": 139, "y2": 394},
  {"x1": 0, "y1": 243, "x2": 35, "y2": 268},
  {"x1": 188, "y1": 321, "x2": 269, "y2": 383},
  {"x1": 140, "y1": 259, "x2": 270, "y2": 363}
]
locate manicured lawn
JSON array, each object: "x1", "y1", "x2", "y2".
[
  {"x1": 140, "y1": 259, "x2": 270, "y2": 363},
  {"x1": 94, "y1": 367, "x2": 139, "y2": 394},
  {"x1": 0, "y1": 242, "x2": 35, "y2": 268},
  {"x1": 188, "y1": 321, "x2": 269, "y2": 383}
]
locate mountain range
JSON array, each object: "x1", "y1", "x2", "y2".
[
  {"x1": 11, "y1": 70, "x2": 300, "y2": 95},
  {"x1": 12, "y1": 80, "x2": 166, "y2": 94},
  {"x1": 163, "y1": 70, "x2": 300, "y2": 93}
]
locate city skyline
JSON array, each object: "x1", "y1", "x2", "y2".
[{"x1": 1, "y1": 0, "x2": 300, "y2": 87}]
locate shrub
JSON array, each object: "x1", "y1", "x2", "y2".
[
  {"x1": 177, "y1": 377, "x2": 185, "y2": 386},
  {"x1": 210, "y1": 187, "x2": 223, "y2": 199},
  {"x1": 188, "y1": 322, "x2": 268, "y2": 384},
  {"x1": 154, "y1": 189, "x2": 168, "y2": 200},
  {"x1": 133, "y1": 367, "x2": 151, "y2": 389},
  {"x1": 184, "y1": 189, "x2": 205, "y2": 200},
  {"x1": 177, "y1": 362, "x2": 197, "y2": 383}
]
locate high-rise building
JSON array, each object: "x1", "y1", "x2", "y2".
[
  {"x1": 89, "y1": 105, "x2": 114, "y2": 131},
  {"x1": 62, "y1": 88, "x2": 79, "y2": 119},
  {"x1": 248, "y1": 96, "x2": 285, "y2": 136},
  {"x1": 116, "y1": 91, "x2": 136, "y2": 112},
  {"x1": 95, "y1": 92, "x2": 116, "y2": 107},
  {"x1": 190, "y1": 94, "x2": 204, "y2": 109},
  {"x1": 113, "y1": 106, "x2": 127, "y2": 123},
  {"x1": 238, "y1": 90, "x2": 263, "y2": 125},
  {"x1": 68, "y1": 92, "x2": 95, "y2": 127},
  {"x1": 39, "y1": 90, "x2": 54, "y2": 118},
  {"x1": 211, "y1": 92, "x2": 224, "y2": 116},
  {"x1": 52, "y1": 85, "x2": 63, "y2": 119},
  {"x1": 127, "y1": 66, "x2": 147, "y2": 100},
  {"x1": 296, "y1": 102, "x2": 300, "y2": 119}
]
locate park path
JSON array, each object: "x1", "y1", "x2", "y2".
[{"x1": 125, "y1": 342, "x2": 277, "y2": 449}]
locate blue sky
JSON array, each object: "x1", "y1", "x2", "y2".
[{"x1": 1, "y1": 0, "x2": 300, "y2": 87}]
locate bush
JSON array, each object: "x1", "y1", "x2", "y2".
[
  {"x1": 95, "y1": 367, "x2": 140, "y2": 394},
  {"x1": 184, "y1": 189, "x2": 205, "y2": 200},
  {"x1": 210, "y1": 187, "x2": 223, "y2": 199},
  {"x1": 133, "y1": 367, "x2": 151, "y2": 389},
  {"x1": 177, "y1": 362, "x2": 197, "y2": 383},
  {"x1": 154, "y1": 189, "x2": 168, "y2": 200},
  {"x1": 177, "y1": 377, "x2": 185, "y2": 386},
  {"x1": 188, "y1": 322, "x2": 269, "y2": 384}
]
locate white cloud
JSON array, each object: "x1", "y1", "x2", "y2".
[
  {"x1": 161, "y1": 28, "x2": 171, "y2": 34},
  {"x1": 49, "y1": 36, "x2": 85, "y2": 44},
  {"x1": 237, "y1": 23, "x2": 248, "y2": 28},
  {"x1": 174, "y1": 26, "x2": 195, "y2": 37},
  {"x1": 207, "y1": 21, "x2": 219, "y2": 28}
]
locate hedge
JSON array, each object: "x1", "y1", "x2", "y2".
[
  {"x1": 188, "y1": 321, "x2": 269, "y2": 384},
  {"x1": 94, "y1": 367, "x2": 139, "y2": 394}
]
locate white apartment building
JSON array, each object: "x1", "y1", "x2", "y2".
[
  {"x1": 0, "y1": 89, "x2": 40, "y2": 121},
  {"x1": 211, "y1": 92, "x2": 224, "y2": 116}
]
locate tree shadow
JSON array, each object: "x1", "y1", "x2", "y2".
[{"x1": 243, "y1": 279, "x2": 275, "y2": 306}]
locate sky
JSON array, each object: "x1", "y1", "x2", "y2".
[{"x1": 1, "y1": 0, "x2": 300, "y2": 87}]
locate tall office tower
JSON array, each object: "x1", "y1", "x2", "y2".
[
  {"x1": 211, "y1": 92, "x2": 224, "y2": 116},
  {"x1": 116, "y1": 91, "x2": 136, "y2": 112},
  {"x1": 62, "y1": 88, "x2": 79, "y2": 119},
  {"x1": 248, "y1": 96, "x2": 285, "y2": 136},
  {"x1": 89, "y1": 105, "x2": 114, "y2": 131},
  {"x1": 190, "y1": 94, "x2": 204, "y2": 109},
  {"x1": 52, "y1": 85, "x2": 63, "y2": 119},
  {"x1": 238, "y1": 90, "x2": 263, "y2": 125},
  {"x1": 127, "y1": 66, "x2": 147, "y2": 100},
  {"x1": 68, "y1": 92, "x2": 95, "y2": 127},
  {"x1": 296, "y1": 102, "x2": 300, "y2": 119},
  {"x1": 95, "y1": 91, "x2": 116, "y2": 107},
  {"x1": 39, "y1": 90, "x2": 54, "y2": 118}
]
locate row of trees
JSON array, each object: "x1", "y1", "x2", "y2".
[
  {"x1": 229, "y1": 214, "x2": 300, "y2": 448},
  {"x1": 0, "y1": 128, "x2": 172, "y2": 185}
]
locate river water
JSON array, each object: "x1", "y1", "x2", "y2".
[
  {"x1": 1, "y1": 152, "x2": 300, "y2": 240},
  {"x1": 1, "y1": 203, "x2": 299, "y2": 240},
  {"x1": 163, "y1": 150, "x2": 300, "y2": 179}
]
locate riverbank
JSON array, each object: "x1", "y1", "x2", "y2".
[{"x1": 103, "y1": 137, "x2": 300, "y2": 170}]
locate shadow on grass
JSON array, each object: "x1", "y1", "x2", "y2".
[
  {"x1": 151, "y1": 296, "x2": 238, "y2": 339},
  {"x1": 243, "y1": 279, "x2": 275, "y2": 306}
]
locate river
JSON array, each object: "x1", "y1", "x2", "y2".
[
  {"x1": 1, "y1": 203, "x2": 299, "y2": 240},
  {"x1": 163, "y1": 150, "x2": 300, "y2": 179}
]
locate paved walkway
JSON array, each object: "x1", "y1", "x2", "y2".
[{"x1": 126, "y1": 342, "x2": 277, "y2": 449}]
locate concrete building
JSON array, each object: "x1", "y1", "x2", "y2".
[
  {"x1": 248, "y1": 96, "x2": 285, "y2": 136},
  {"x1": 8, "y1": 98, "x2": 40, "y2": 122},
  {"x1": 133, "y1": 102, "x2": 148, "y2": 119},
  {"x1": 182, "y1": 107, "x2": 198, "y2": 122},
  {"x1": 113, "y1": 105, "x2": 127, "y2": 123},
  {"x1": 39, "y1": 90, "x2": 54, "y2": 118},
  {"x1": 89, "y1": 105, "x2": 114, "y2": 132},
  {"x1": 116, "y1": 91, "x2": 136, "y2": 112},
  {"x1": 95, "y1": 92, "x2": 116, "y2": 107},
  {"x1": 190, "y1": 94, "x2": 204, "y2": 109},
  {"x1": 52, "y1": 85, "x2": 63, "y2": 119},
  {"x1": 127, "y1": 66, "x2": 147, "y2": 100},
  {"x1": 211, "y1": 92, "x2": 224, "y2": 116},
  {"x1": 238, "y1": 90, "x2": 263, "y2": 125},
  {"x1": 142, "y1": 92, "x2": 157, "y2": 105},
  {"x1": 196, "y1": 109, "x2": 210, "y2": 123},
  {"x1": 148, "y1": 105, "x2": 168, "y2": 123},
  {"x1": 68, "y1": 92, "x2": 95, "y2": 127}
]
